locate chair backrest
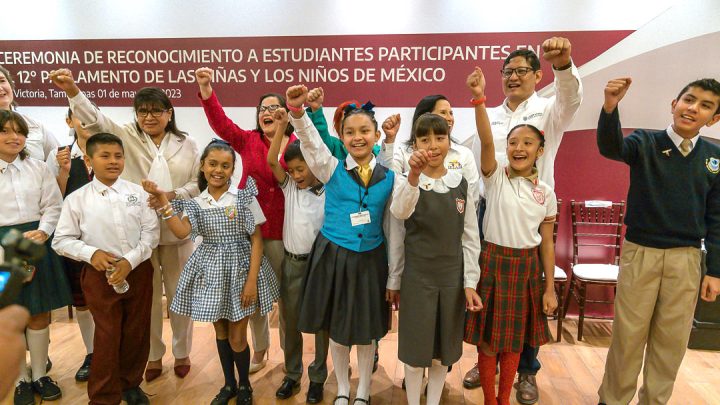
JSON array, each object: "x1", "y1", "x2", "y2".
[
  {"x1": 553, "y1": 199, "x2": 562, "y2": 244},
  {"x1": 570, "y1": 200, "x2": 626, "y2": 266}
]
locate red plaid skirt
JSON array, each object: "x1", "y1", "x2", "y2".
[{"x1": 464, "y1": 241, "x2": 550, "y2": 352}]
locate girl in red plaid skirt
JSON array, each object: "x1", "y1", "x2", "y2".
[{"x1": 463, "y1": 68, "x2": 559, "y2": 405}]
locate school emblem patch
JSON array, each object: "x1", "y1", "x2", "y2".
[
  {"x1": 125, "y1": 194, "x2": 141, "y2": 207},
  {"x1": 455, "y1": 198, "x2": 465, "y2": 214},
  {"x1": 532, "y1": 188, "x2": 545, "y2": 205},
  {"x1": 447, "y1": 160, "x2": 462, "y2": 170},
  {"x1": 706, "y1": 157, "x2": 720, "y2": 174},
  {"x1": 225, "y1": 206, "x2": 237, "y2": 219}
]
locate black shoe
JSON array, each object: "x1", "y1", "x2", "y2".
[
  {"x1": 275, "y1": 377, "x2": 299, "y2": 399},
  {"x1": 372, "y1": 348, "x2": 379, "y2": 373},
  {"x1": 354, "y1": 398, "x2": 370, "y2": 404},
  {"x1": 14, "y1": 381, "x2": 35, "y2": 405},
  {"x1": 210, "y1": 385, "x2": 237, "y2": 405},
  {"x1": 75, "y1": 353, "x2": 92, "y2": 382},
  {"x1": 46, "y1": 358, "x2": 52, "y2": 373},
  {"x1": 121, "y1": 387, "x2": 150, "y2": 405},
  {"x1": 31, "y1": 377, "x2": 61, "y2": 401},
  {"x1": 306, "y1": 382, "x2": 324, "y2": 403},
  {"x1": 236, "y1": 385, "x2": 253, "y2": 405}
]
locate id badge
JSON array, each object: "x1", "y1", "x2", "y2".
[{"x1": 350, "y1": 211, "x2": 371, "y2": 227}]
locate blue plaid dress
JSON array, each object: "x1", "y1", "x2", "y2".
[{"x1": 169, "y1": 178, "x2": 279, "y2": 322}]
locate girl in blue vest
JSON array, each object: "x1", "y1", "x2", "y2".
[{"x1": 285, "y1": 84, "x2": 399, "y2": 405}]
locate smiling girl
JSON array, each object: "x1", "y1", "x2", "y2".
[
  {"x1": 142, "y1": 140, "x2": 278, "y2": 405},
  {"x1": 0, "y1": 110, "x2": 71, "y2": 404},
  {"x1": 286, "y1": 84, "x2": 400, "y2": 405},
  {"x1": 463, "y1": 68, "x2": 558, "y2": 405},
  {"x1": 196, "y1": 67, "x2": 294, "y2": 371}
]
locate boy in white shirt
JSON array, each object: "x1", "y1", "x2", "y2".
[
  {"x1": 267, "y1": 109, "x2": 328, "y2": 403},
  {"x1": 53, "y1": 133, "x2": 159, "y2": 405}
]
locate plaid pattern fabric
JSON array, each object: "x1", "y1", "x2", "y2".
[
  {"x1": 464, "y1": 241, "x2": 550, "y2": 352},
  {"x1": 170, "y1": 178, "x2": 279, "y2": 322}
]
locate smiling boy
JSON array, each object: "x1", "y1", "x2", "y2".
[{"x1": 596, "y1": 77, "x2": 720, "y2": 405}]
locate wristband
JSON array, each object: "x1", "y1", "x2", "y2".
[
  {"x1": 553, "y1": 60, "x2": 573, "y2": 71},
  {"x1": 470, "y1": 97, "x2": 487, "y2": 106},
  {"x1": 286, "y1": 104, "x2": 304, "y2": 113}
]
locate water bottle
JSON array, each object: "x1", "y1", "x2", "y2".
[{"x1": 105, "y1": 266, "x2": 129, "y2": 294}]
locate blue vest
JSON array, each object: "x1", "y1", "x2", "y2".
[{"x1": 321, "y1": 162, "x2": 394, "y2": 252}]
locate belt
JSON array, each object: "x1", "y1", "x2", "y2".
[{"x1": 284, "y1": 250, "x2": 309, "y2": 261}]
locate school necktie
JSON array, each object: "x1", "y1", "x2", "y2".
[
  {"x1": 679, "y1": 139, "x2": 692, "y2": 157},
  {"x1": 357, "y1": 164, "x2": 372, "y2": 187}
]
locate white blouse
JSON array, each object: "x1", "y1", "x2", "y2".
[
  {"x1": 0, "y1": 156, "x2": 62, "y2": 236},
  {"x1": 388, "y1": 170, "x2": 481, "y2": 290}
]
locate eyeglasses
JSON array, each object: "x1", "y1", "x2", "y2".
[
  {"x1": 500, "y1": 67, "x2": 535, "y2": 78},
  {"x1": 136, "y1": 108, "x2": 168, "y2": 118},
  {"x1": 258, "y1": 104, "x2": 282, "y2": 113}
]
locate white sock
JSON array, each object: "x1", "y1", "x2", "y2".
[
  {"x1": 329, "y1": 339, "x2": 350, "y2": 405},
  {"x1": 26, "y1": 327, "x2": 50, "y2": 381},
  {"x1": 75, "y1": 309, "x2": 95, "y2": 354},
  {"x1": 355, "y1": 341, "x2": 375, "y2": 401},
  {"x1": 17, "y1": 358, "x2": 30, "y2": 384},
  {"x1": 426, "y1": 360, "x2": 448, "y2": 405},
  {"x1": 404, "y1": 364, "x2": 424, "y2": 405}
]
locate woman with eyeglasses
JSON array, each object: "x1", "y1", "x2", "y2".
[
  {"x1": 0, "y1": 65, "x2": 59, "y2": 161},
  {"x1": 49, "y1": 68, "x2": 201, "y2": 387},
  {"x1": 195, "y1": 67, "x2": 301, "y2": 376}
]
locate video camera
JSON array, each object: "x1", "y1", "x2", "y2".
[{"x1": 0, "y1": 229, "x2": 45, "y2": 308}]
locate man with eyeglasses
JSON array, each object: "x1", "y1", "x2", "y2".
[{"x1": 462, "y1": 36, "x2": 582, "y2": 405}]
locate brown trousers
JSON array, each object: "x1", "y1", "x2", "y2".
[{"x1": 82, "y1": 260, "x2": 153, "y2": 405}]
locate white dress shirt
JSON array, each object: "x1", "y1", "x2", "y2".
[
  {"x1": 289, "y1": 112, "x2": 403, "y2": 289},
  {"x1": 17, "y1": 113, "x2": 58, "y2": 161},
  {"x1": 0, "y1": 156, "x2": 62, "y2": 236},
  {"x1": 389, "y1": 170, "x2": 481, "y2": 289},
  {"x1": 482, "y1": 164, "x2": 557, "y2": 249},
  {"x1": 280, "y1": 177, "x2": 325, "y2": 255},
  {"x1": 52, "y1": 178, "x2": 160, "y2": 269},
  {"x1": 463, "y1": 64, "x2": 583, "y2": 189},
  {"x1": 380, "y1": 141, "x2": 481, "y2": 205}
]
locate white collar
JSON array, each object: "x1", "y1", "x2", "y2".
[
  {"x1": 345, "y1": 154, "x2": 377, "y2": 171},
  {"x1": 91, "y1": 177, "x2": 121, "y2": 195},
  {"x1": 0, "y1": 155, "x2": 24, "y2": 172},
  {"x1": 200, "y1": 187, "x2": 237, "y2": 203},
  {"x1": 70, "y1": 143, "x2": 85, "y2": 159},
  {"x1": 666, "y1": 124, "x2": 699, "y2": 150},
  {"x1": 417, "y1": 169, "x2": 462, "y2": 190},
  {"x1": 502, "y1": 92, "x2": 539, "y2": 113}
]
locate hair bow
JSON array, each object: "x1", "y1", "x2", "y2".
[{"x1": 343, "y1": 101, "x2": 376, "y2": 115}]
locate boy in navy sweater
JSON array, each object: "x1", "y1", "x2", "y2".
[{"x1": 596, "y1": 77, "x2": 720, "y2": 405}]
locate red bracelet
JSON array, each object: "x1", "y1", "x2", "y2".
[
  {"x1": 470, "y1": 97, "x2": 487, "y2": 105},
  {"x1": 286, "y1": 104, "x2": 304, "y2": 113}
]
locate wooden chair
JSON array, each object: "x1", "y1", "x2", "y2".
[
  {"x1": 564, "y1": 200, "x2": 625, "y2": 341},
  {"x1": 549, "y1": 199, "x2": 567, "y2": 342}
]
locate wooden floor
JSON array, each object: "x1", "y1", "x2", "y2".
[{"x1": 2, "y1": 306, "x2": 719, "y2": 405}]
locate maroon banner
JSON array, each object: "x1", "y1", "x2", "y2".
[{"x1": 0, "y1": 31, "x2": 631, "y2": 107}]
